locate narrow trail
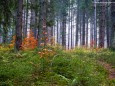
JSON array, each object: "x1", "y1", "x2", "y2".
[{"x1": 98, "y1": 61, "x2": 115, "y2": 80}]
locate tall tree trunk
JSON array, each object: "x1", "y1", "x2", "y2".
[
  {"x1": 57, "y1": 18, "x2": 59, "y2": 43},
  {"x1": 99, "y1": 0, "x2": 106, "y2": 48},
  {"x1": 80, "y1": 11, "x2": 82, "y2": 46},
  {"x1": 30, "y1": 0, "x2": 37, "y2": 38},
  {"x1": 82, "y1": 8, "x2": 85, "y2": 46},
  {"x1": 24, "y1": 0, "x2": 28, "y2": 37},
  {"x1": 68, "y1": 2, "x2": 71, "y2": 49},
  {"x1": 106, "y1": 1, "x2": 111, "y2": 48},
  {"x1": 3, "y1": 23, "x2": 8, "y2": 43},
  {"x1": 75, "y1": 0, "x2": 79, "y2": 46},
  {"x1": 94, "y1": 0, "x2": 97, "y2": 47},
  {"x1": 62, "y1": 14, "x2": 66, "y2": 49},
  {"x1": 15, "y1": 0, "x2": 23, "y2": 51},
  {"x1": 23, "y1": 8, "x2": 26, "y2": 38},
  {"x1": 0, "y1": 25, "x2": 2, "y2": 43},
  {"x1": 71, "y1": 4, "x2": 73, "y2": 48},
  {"x1": 90, "y1": 17, "x2": 94, "y2": 48},
  {"x1": 2, "y1": 0, "x2": 9, "y2": 43},
  {"x1": 111, "y1": 0, "x2": 115, "y2": 48},
  {"x1": 38, "y1": 0, "x2": 47, "y2": 47},
  {"x1": 47, "y1": 0, "x2": 55, "y2": 45},
  {"x1": 86, "y1": 12, "x2": 88, "y2": 47}
]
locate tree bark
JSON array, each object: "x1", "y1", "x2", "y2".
[
  {"x1": 111, "y1": 0, "x2": 115, "y2": 48},
  {"x1": 82, "y1": 8, "x2": 86, "y2": 46},
  {"x1": 99, "y1": 0, "x2": 106, "y2": 48},
  {"x1": 62, "y1": 14, "x2": 66, "y2": 49},
  {"x1": 38, "y1": 0, "x2": 47, "y2": 47},
  {"x1": 15, "y1": 0, "x2": 23, "y2": 51},
  {"x1": 75, "y1": 0, "x2": 79, "y2": 46}
]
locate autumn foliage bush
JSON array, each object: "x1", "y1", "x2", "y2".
[
  {"x1": 38, "y1": 48, "x2": 56, "y2": 58},
  {"x1": 21, "y1": 31, "x2": 38, "y2": 50},
  {"x1": 9, "y1": 30, "x2": 38, "y2": 50}
]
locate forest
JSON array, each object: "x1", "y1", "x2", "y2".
[{"x1": 0, "y1": 0, "x2": 115, "y2": 86}]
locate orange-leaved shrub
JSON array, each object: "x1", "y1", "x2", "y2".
[
  {"x1": 38, "y1": 48, "x2": 56, "y2": 58},
  {"x1": 21, "y1": 30, "x2": 38, "y2": 50},
  {"x1": 9, "y1": 31, "x2": 38, "y2": 50}
]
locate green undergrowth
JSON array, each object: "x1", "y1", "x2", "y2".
[
  {"x1": 0, "y1": 47, "x2": 115, "y2": 86},
  {"x1": 95, "y1": 49, "x2": 115, "y2": 66},
  {"x1": 73, "y1": 48, "x2": 115, "y2": 66}
]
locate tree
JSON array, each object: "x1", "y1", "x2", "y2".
[
  {"x1": 15, "y1": 0, "x2": 23, "y2": 51},
  {"x1": 61, "y1": 0, "x2": 68, "y2": 48},
  {"x1": 38, "y1": 0, "x2": 47, "y2": 47},
  {"x1": 111, "y1": 0, "x2": 115, "y2": 48},
  {"x1": 99, "y1": 0, "x2": 106, "y2": 48},
  {"x1": 30, "y1": 0, "x2": 37, "y2": 38},
  {"x1": 75, "y1": 0, "x2": 80, "y2": 46},
  {"x1": 0, "y1": 0, "x2": 12, "y2": 43}
]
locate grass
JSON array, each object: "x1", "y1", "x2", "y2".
[
  {"x1": 96, "y1": 49, "x2": 115, "y2": 66},
  {"x1": 0, "y1": 46, "x2": 115, "y2": 86}
]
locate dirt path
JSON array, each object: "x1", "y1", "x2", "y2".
[{"x1": 98, "y1": 61, "x2": 115, "y2": 80}]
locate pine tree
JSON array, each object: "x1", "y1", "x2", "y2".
[{"x1": 15, "y1": 0, "x2": 23, "y2": 51}]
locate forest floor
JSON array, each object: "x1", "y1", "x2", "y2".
[
  {"x1": 0, "y1": 46, "x2": 115, "y2": 86},
  {"x1": 98, "y1": 61, "x2": 115, "y2": 80}
]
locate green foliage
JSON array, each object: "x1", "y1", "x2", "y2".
[
  {"x1": 96, "y1": 49, "x2": 115, "y2": 66},
  {"x1": 0, "y1": 47, "x2": 115, "y2": 86},
  {"x1": 46, "y1": 20, "x2": 54, "y2": 27}
]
